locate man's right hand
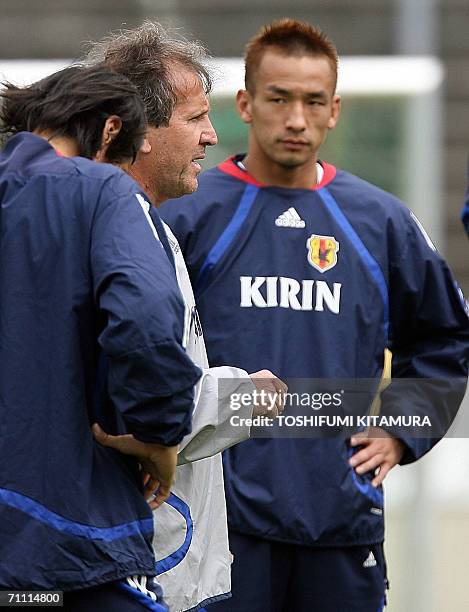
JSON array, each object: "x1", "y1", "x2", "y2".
[
  {"x1": 92, "y1": 423, "x2": 178, "y2": 510},
  {"x1": 249, "y1": 370, "x2": 288, "y2": 418}
]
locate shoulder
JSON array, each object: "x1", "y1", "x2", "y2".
[
  {"x1": 323, "y1": 167, "x2": 441, "y2": 269},
  {"x1": 326, "y1": 168, "x2": 416, "y2": 233},
  {"x1": 68, "y1": 157, "x2": 133, "y2": 190},
  {"x1": 329, "y1": 169, "x2": 406, "y2": 212},
  {"x1": 67, "y1": 158, "x2": 146, "y2": 211},
  {"x1": 461, "y1": 193, "x2": 469, "y2": 237},
  {"x1": 13, "y1": 132, "x2": 139, "y2": 201}
]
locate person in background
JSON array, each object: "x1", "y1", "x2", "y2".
[
  {"x1": 160, "y1": 19, "x2": 469, "y2": 612},
  {"x1": 462, "y1": 163, "x2": 469, "y2": 236}
]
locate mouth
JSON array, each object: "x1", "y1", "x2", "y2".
[
  {"x1": 280, "y1": 139, "x2": 309, "y2": 151},
  {"x1": 190, "y1": 154, "x2": 205, "y2": 172}
]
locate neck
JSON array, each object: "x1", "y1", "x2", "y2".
[
  {"x1": 244, "y1": 138, "x2": 319, "y2": 189},
  {"x1": 128, "y1": 165, "x2": 164, "y2": 207},
  {"x1": 34, "y1": 130, "x2": 80, "y2": 157}
]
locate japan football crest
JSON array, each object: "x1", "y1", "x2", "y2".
[{"x1": 306, "y1": 234, "x2": 340, "y2": 273}]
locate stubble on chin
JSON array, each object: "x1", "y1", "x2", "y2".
[{"x1": 272, "y1": 153, "x2": 310, "y2": 169}]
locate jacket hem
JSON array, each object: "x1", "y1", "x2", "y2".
[
  {"x1": 229, "y1": 526, "x2": 384, "y2": 549},
  {"x1": 185, "y1": 591, "x2": 231, "y2": 612},
  {"x1": 55, "y1": 566, "x2": 157, "y2": 593}
]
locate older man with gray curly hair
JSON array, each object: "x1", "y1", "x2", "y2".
[
  {"x1": 86, "y1": 21, "x2": 286, "y2": 612},
  {"x1": 87, "y1": 21, "x2": 216, "y2": 205}
]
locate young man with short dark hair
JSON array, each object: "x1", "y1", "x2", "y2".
[{"x1": 160, "y1": 19, "x2": 469, "y2": 611}]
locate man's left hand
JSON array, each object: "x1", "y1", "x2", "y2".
[
  {"x1": 349, "y1": 427, "x2": 405, "y2": 487},
  {"x1": 92, "y1": 423, "x2": 178, "y2": 510}
]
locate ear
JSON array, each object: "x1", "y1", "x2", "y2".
[
  {"x1": 236, "y1": 89, "x2": 253, "y2": 125},
  {"x1": 102, "y1": 115, "x2": 122, "y2": 145},
  {"x1": 139, "y1": 138, "x2": 152, "y2": 154},
  {"x1": 94, "y1": 116, "x2": 122, "y2": 162},
  {"x1": 327, "y1": 95, "x2": 341, "y2": 130}
]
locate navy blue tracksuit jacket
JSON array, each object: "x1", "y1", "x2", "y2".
[
  {"x1": 0, "y1": 133, "x2": 201, "y2": 589},
  {"x1": 161, "y1": 156, "x2": 469, "y2": 547}
]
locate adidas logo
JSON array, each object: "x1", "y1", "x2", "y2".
[
  {"x1": 275, "y1": 207, "x2": 305, "y2": 228},
  {"x1": 363, "y1": 551, "x2": 377, "y2": 568}
]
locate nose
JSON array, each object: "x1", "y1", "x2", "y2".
[
  {"x1": 201, "y1": 116, "x2": 218, "y2": 147},
  {"x1": 285, "y1": 102, "x2": 307, "y2": 132}
]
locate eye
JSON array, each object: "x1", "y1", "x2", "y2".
[
  {"x1": 189, "y1": 110, "x2": 209, "y2": 122},
  {"x1": 269, "y1": 97, "x2": 286, "y2": 104}
]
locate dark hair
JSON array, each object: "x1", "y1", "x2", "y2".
[
  {"x1": 0, "y1": 65, "x2": 147, "y2": 162},
  {"x1": 86, "y1": 21, "x2": 212, "y2": 127},
  {"x1": 245, "y1": 19, "x2": 339, "y2": 93}
]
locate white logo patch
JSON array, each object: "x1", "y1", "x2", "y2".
[
  {"x1": 275, "y1": 207, "x2": 306, "y2": 228},
  {"x1": 363, "y1": 551, "x2": 377, "y2": 568}
]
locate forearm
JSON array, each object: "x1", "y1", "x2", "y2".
[{"x1": 177, "y1": 366, "x2": 255, "y2": 465}]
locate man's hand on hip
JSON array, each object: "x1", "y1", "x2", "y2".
[
  {"x1": 349, "y1": 426, "x2": 405, "y2": 487},
  {"x1": 92, "y1": 423, "x2": 178, "y2": 509}
]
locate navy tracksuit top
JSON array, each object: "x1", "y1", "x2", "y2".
[
  {"x1": 0, "y1": 133, "x2": 201, "y2": 589},
  {"x1": 160, "y1": 157, "x2": 469, "y2": 547}
]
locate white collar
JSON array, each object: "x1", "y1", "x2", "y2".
[{"x1": 236, "y1": 159, "x2": 323, "y2": 185}]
